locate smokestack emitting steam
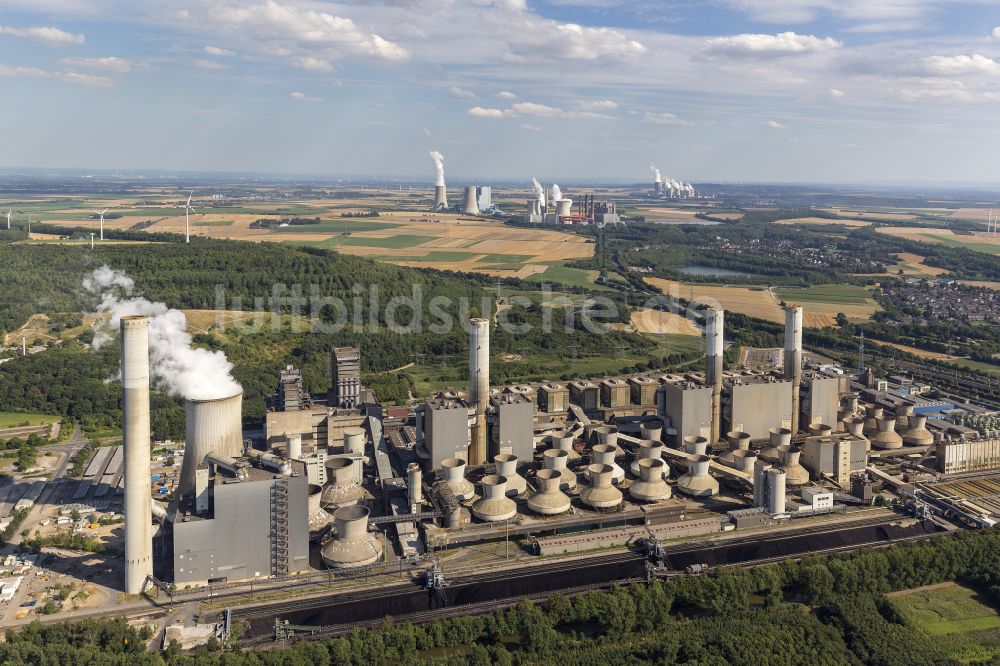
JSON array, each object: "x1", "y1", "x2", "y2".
[
  {"x1": 784, "y1": 306, "x2": 803, "y2": 433},
  {"x1": 532, "y1": 177, "x2": 546, "y2": 208},
  {"x1": 121, "y1": 315, "x2": 153, "y2": 595},
  {"x1": 468, "y1": 318, "x2": 489, "y2": 465},
  {"x1": 85, "y1": 266, "x2": 242, "y2": 401},
  {"x1": 430, "y1": 150, "x2": 448, "y2": 210},
  {"x1": 651, "y1": 164, "x2": 663, "y2": 195},
  {"x1": 551, "y1": 183, "x2": 563, "y2": 202},
  {"x1": 705, "y1": 308, "x2": 724, "y2": 444}
]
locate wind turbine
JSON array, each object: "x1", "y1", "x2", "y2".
[
  {"x1": 94, "y1": 208, "x2": 108, "y2": 241},
  {"x1": 5, "y1": 209, "x2": 10, "y2": 230},
  {"x1": 183, "y1": 192, "x2": 194, "y2": 244}
]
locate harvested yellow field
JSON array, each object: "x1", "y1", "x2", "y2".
[
  {"x1": 877, "y1": 227, "x2": 1000, "y2": 254},
  {"x1": 645, "y1": 277, "x2": 785, "y2": 323},
  {"x1": 875, "y1": 340, "x2": 961, "y2": 361},
  {"x1": 960, "y1": 280, "x2": 1000, "y2": 290},
  {"x1": 777, "y1": 217, "x2": 871, "y2": 228},
  {"x1": 818, "y1": 208, "x2": 917, "y2": 221},
  {"x1": 895, "y1": 252, "x2": 949, "y2": 276},
  {"x1": 630, "y1": 309, "x2": 701, "y2": 336}
]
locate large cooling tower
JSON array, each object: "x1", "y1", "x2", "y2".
[
  {"x1": 462, "y1": 186, "x2": 480, "y2": 215},
  {"x1": 180, "y1": 391, "x2": 244, "y2": 497},
  {"x1": 432, "y1": 185, "x2": 448, "y2": 211},
  {"x1": 555, "y1": 199, "x2": 572, "y2": 218},
  {"x1": 121, "y1": 316, "x2": 153, "y2": 595}
]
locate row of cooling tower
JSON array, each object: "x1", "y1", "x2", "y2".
[{"x1": 432, "y1": 185, "x2": 485, "y2": 215}]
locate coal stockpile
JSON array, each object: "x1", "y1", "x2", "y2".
[
  {"x1": 245, "y1": 555, "x2": 647, "y2": 639},
  {"x1": 665, "y1": 520, "x2": 944, "y2": 569}
]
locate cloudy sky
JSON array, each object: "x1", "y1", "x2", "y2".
[{"x1": 0, "y1": 0, "x2": 998, "y2": 183}]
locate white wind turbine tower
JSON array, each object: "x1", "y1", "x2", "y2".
[
  {"x1": 183, "y1": 192, "x2": 194, "y2": 244},
  {"x1": 5, "y1": 209, "x2": 10, "y2": 230},
  {"x1": 94, "y1": 208, "x2": 108, "y2": 241}
]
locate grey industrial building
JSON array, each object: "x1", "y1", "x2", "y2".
[
  {"x1": 420, "y1": 392, "x2": 472, "y2": 468},
  {"x1": 659, "y1": 378, "x2": 712, "y2": 446},
  {"x1": 489, "y1": 393, "x2": 534, "y2": 462},
  {"x1": 569, "y1": 380, "x2": 599, "y2": 411},
  {"x1": 800, "y1": 433, "x2": 868, "y2": 485},
  {"x1": 724, "y1": 374, "x2": 793, "y2": 440},
  {"x1": 799, "y1": 372, "x2": 843, "y2": 429},
  {"x1": 172, "y1": 462, "x2": 310, "y2": 585},
  {"x1": 537, "y1": 383, "x2": 568, "y2": 413}
]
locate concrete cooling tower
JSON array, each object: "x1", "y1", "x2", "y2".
[
  {"x1": 321, "y1": 505, "x2": 382, "y2": 570},
  {"x1": 462, "y1": 186, "x2": 480, "y2": 215},
  {"x1": 433, "y1": 185, "x2": 448, "y2": 211},
  {"x1": 180, "y1": 391, "x2": 244, "y2": 498}
]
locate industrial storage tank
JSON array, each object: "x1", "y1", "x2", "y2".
[
  {"x1": 321, "y1": 505, "x2": 382, "y2": 570},
  {"x1": 407, "y1": 463, "x2": 422, "y2": 511},
  {"x1": 286, "y1": 433, "x2": 302, "y2": 460},
  {"x1": 472, "y1": 475, "x2": 517, "y2": 522},
  {"x1": 527, "y1": 469, "x2": 571, "y2": 515},
  {"x1": 676, "y1": 455, "x2": 718, "y2": 498},
  {"x1": 630, "y1": 440, "x2": 667, "y2": 477},
  {"x1": 629, "y1": 458, "x2": 671, "y2": 502},
  {"x1": 903, "y1": 414, "x2": 934, "y2": 447},
  {"x1": 321, "y1": 457, "x2": 366, "y2": 508},
  {"x1": 181, "y1": 392, "x2": 244, "y2": 497},
  {"x1": 494, "y1": 454, "x2": 527, "y2": 497},
  {"x1": 440, "y1": 457, "x2": 475, "y2": 501},
  {"x1": 343, "y1": 427, "x2": 366, "y2": 455},
  {"x1": 542, "y1": 449, "x2": 577, "y2": 492},
  {"x1": 870, "y1": 417, "x2": 903, "y2": 450},
  {"x1": 776, "y1": 445, "x2": 810, "y2": 486},
  {"x1": 588, "y1": 444, "x2": 624, "y2": 484},
  {"x1": 581, "y1": 464, "x2": 623, "y2": 509},
  {"x1": 766, "y1": 468, "x2": 787, "y2": 514}
]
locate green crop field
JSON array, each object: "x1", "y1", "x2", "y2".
[
  {"x1": 927, "y1": 234, "x2": 1000, "y2": 256},
  {"x1": 0, "y1": 412, "x2": 60, "y2": 428},
  {"x1": 889, "y1": 583, "x2": 1000, "y2": 663},
  {"x1": 774, "y1": 284, "x2": 873, "y2": 304},
  {"x1": 528, "y1": 264, "x2": 614, "y2": 291},
  {"x1": 192, "y1": 219, "x2": 233, "y2": 227}
]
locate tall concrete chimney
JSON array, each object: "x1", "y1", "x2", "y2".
[
  {"x1": 432, "y1": 185, "x2": 448, "y2": 211},
  {"x1": 784, "y1": 306, "x2": 803, "y2": 433},
  {"x1": 121, "y1": 315, "x2": 153, "y2": 595},
  {"x1": 705, "y1": 308, "x2": 724, "y2": 444},
  {"x1": 468, "y1": 318, "x2": 490, "y2": 465},
  {"x1": 461, "y1": 186, "x2": 480, "y2": 215}
]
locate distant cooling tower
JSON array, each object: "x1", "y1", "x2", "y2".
[
  {"x1": 121, "y1": 316, "x2": 153, "y2": 595},
  {"x1": 555, "y1": 199, "x2": 572, "y2": 218},
  {"x1": 462, "y1": 186, "x2": 480, "y2": 215},
  {"x1": 432, "y1": 185, "x2": 448, "y2": 211},
  {"x1": 180, "y1": 392, "x2": 244, "y2": 498}
]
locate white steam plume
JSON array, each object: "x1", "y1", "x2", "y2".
[
  {"x1": 429, "y1": 150, "x2": 445, "y2": 186},
  {"x1": 650, "y1": 164, "x2": 661, "y2": 184},
  {"x1": 85, "y1": 265, "x2": 242, "y2": 401},
  {"x1": 531, "y1": 177, "x2": 545, "y2": 207},
  {"x1": 551, "y1": 183, "x2": 563, "y2": 202}
]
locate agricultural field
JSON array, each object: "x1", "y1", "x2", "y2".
[
  {"x1": 0, "y1": 412, "x2": 60, "y2": 428},
  {"x1": 645, "y1": 277, "x2": 879, "y2": 327},
  {"x1": 893, "y1": 252, "x2": 950, "y2": 277},
  {"x1": 629, "y1": 308, "x2": 702, "y2": 336},
  {"x1": 776, "y1": 217, "x2": 872, "y2": 228},
  {"x1": 888, "y1": 582, "x2": 1000, "y2": 663},
  {"x1": 818, "y1": 208, "x2": 919, "y2": 221},
  {"x1": 526, "y1": 265, "x2": 612, "y2": 291},
  {"x1": 877, "y1": 227, "x2": 1000, "y2": 256},
  {"x1": 10, "y1": 193, "x2": 596, "y2": 279}
]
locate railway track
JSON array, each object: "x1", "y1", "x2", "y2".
[{"x1": 239, "y1": 517, "x2": 947, "y2": 648}]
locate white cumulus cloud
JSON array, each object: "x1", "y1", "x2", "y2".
[
  {"x1": 829, "y1": 87, "x2": 845, "y2": 97},
  {"x1": 58, "y1": 56, "x2": 131, "y2": 73},
  {"x1": 290, "y1": 55, "x2": 334, "y2": 71},
  {"x1": 497, "y1": 91, "x2": 517, "y2": 99},
  {"x1": 0, "y1": 24, "x2": 84, "y2": 45},
  {"x1": 468, "y1": 106, "x2": 507, "y2": 117},
  {"x1": 450, "y1": 86, "x2": 477, "y2": 99},
  {"x1": 642, "y1": 111, "x2": 693, "y2": 126},
  {"x1": 204, "y1": 45, "x2": 236, "y2": 57},
  {"x1": 703, "y1": 32, "x2": 841, "y2": 58},
  {"x1": 925, "y1": 54, "x2": 1000, "y2": 76},
  {"x1": 290, "y1": 91, "x2": 322, "y2": 102},
  {"x1": 768, "y1": 120, "x2": 786, "y2": 129}
]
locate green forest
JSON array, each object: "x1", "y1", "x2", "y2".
[{"x1": 2, "y1": 528, "x2": 997, "y2": 664}]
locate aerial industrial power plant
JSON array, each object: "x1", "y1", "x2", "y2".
[{"x1": 1, "y1": 0, "x2": 999, "y2": 661}]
